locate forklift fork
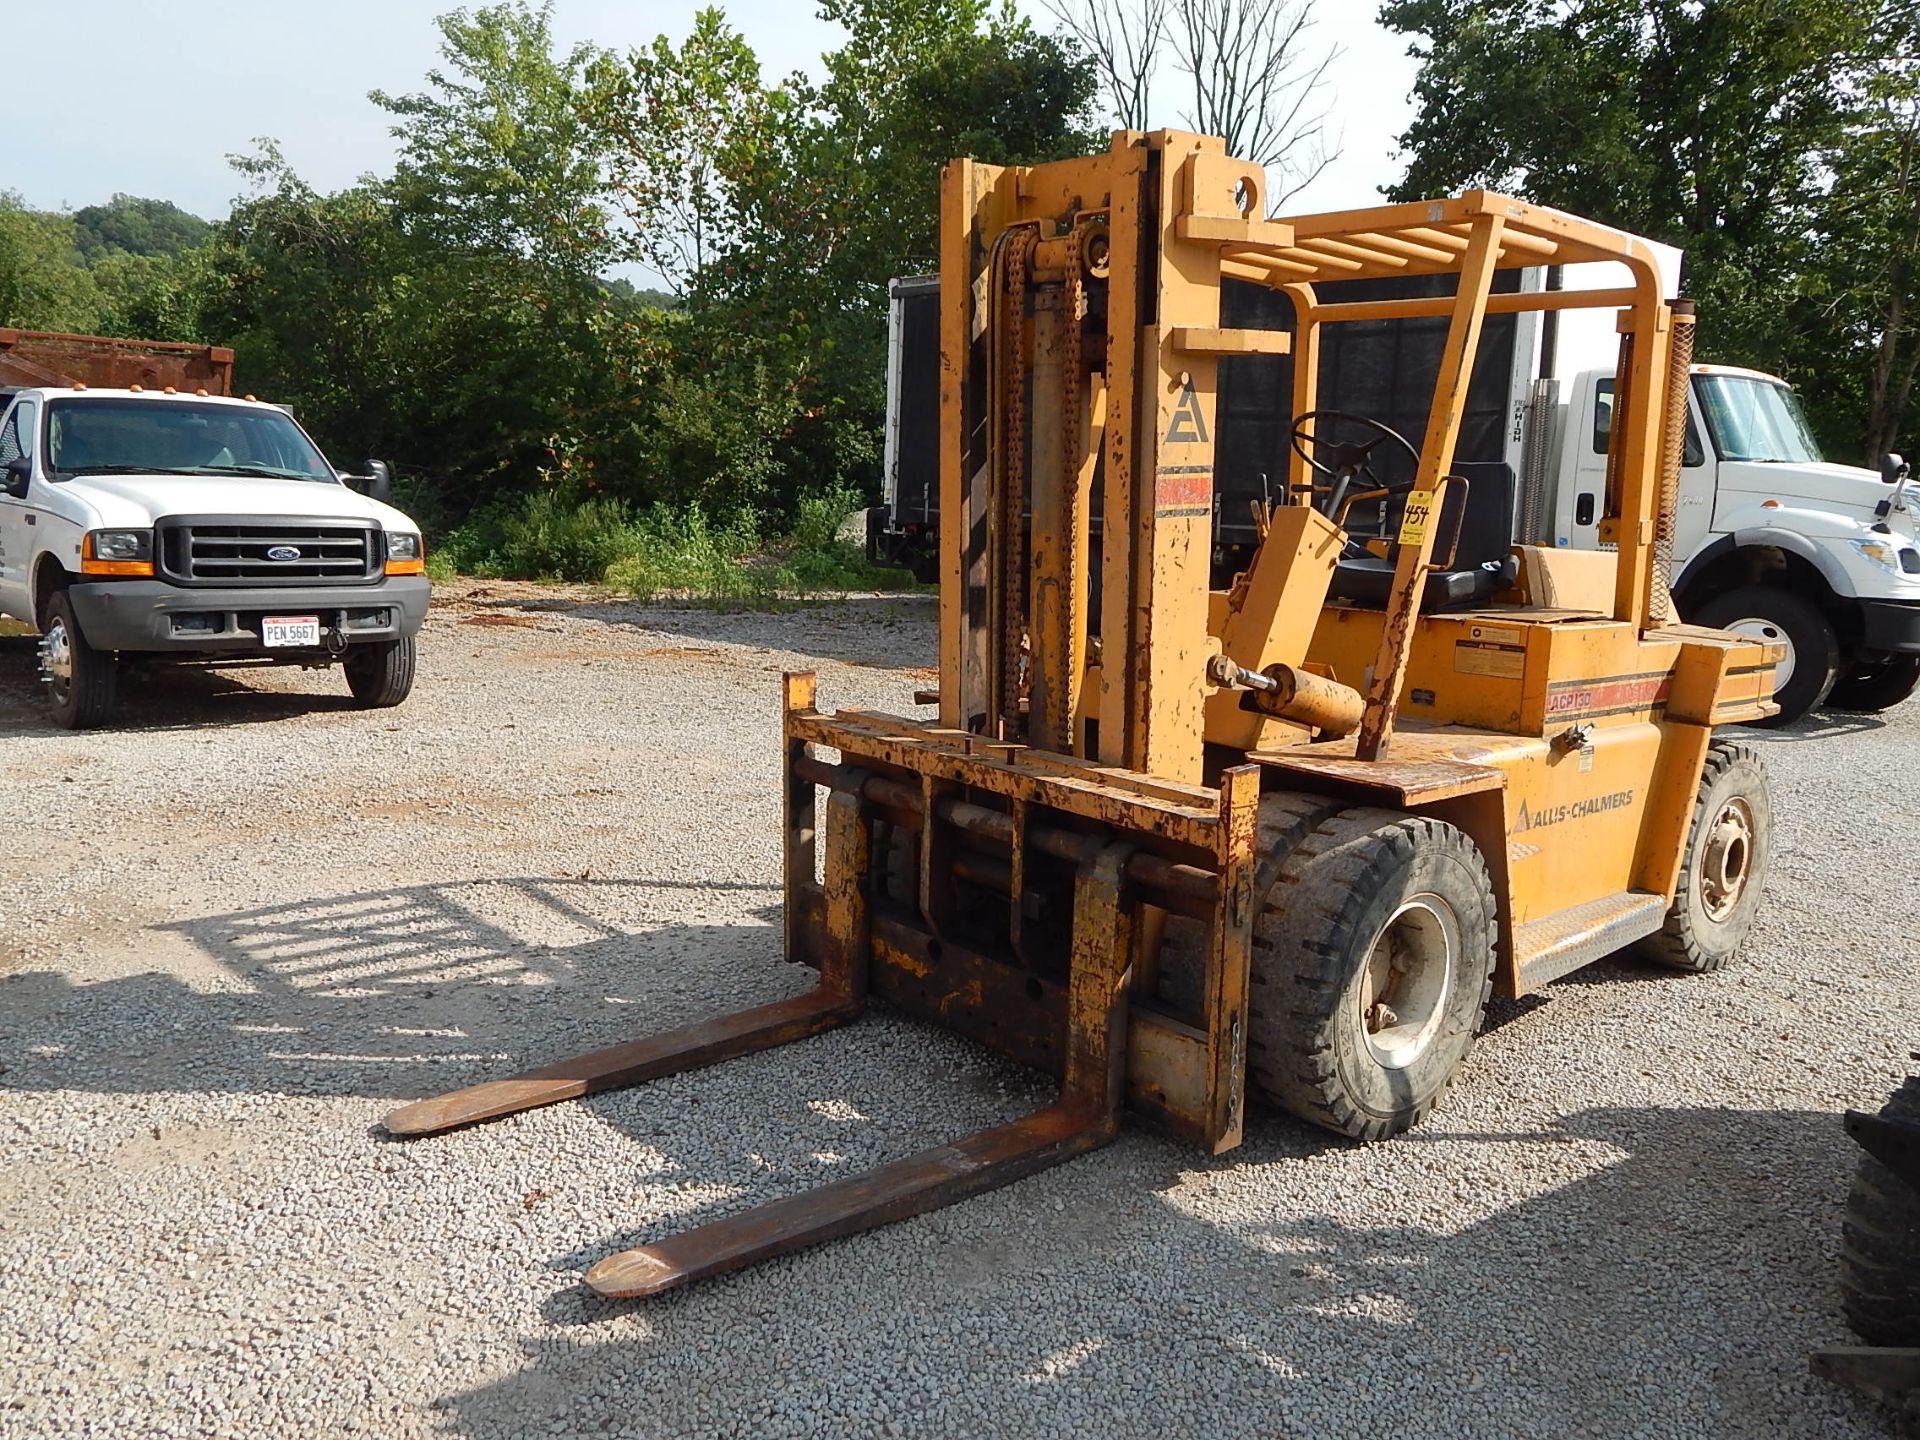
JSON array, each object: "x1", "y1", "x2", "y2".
[{"x1": 383, "y1": 748, "x2": 1137, "y2": 1299}]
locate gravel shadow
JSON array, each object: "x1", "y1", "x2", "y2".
[
  {"x1": 440, "y1": 1102, "x2": 1894, "y2": 1440},
  {"x1": 0, "y1": 876, "x2": 788, "y2": 1102},
  {"x1": 0, "y1": 632, "x2": 361, "y2": 731}
]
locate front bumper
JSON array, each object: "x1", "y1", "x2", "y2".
[
  {"x1": 67, "y1": 576, "x2": 430, "y2": 654},
  {"x1": 1860, "y1": 599, "x2": 1920, "y2": 656}
]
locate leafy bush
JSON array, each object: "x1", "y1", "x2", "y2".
[
  {"x1": 602, "y1": 505, "x2": 768, "y2": 602},
  {"x1": 430, "y1": 480, "x2": 919, "y2": 605},
  {"x1": 436, "y1": 489, "x2": 648, "y2": 582}
]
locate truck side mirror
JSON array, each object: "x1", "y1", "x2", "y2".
[
  {"x1": 365, "y1": 459, "x2": 393, "y2": 503},
  {"x1": 2, "y1": 454, "x2": 28, "y2": 500},
  {"x1": 1881, "y1": 453, "x2": 1909, "y2": 485}
]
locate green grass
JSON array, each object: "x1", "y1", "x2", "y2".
[{"x1": 430, "y1": 485, "x2": 922, "y2": 606}]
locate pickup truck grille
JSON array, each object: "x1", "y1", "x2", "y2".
[{"x1": 158, "y1": 520, "x2": 379, "y2": 587}]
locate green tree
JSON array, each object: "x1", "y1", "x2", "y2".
[
  {"x1": 373, "y1": 1, "x2": 615, "y2": 280},
  {"x1": 686, "y1": 0, "x2": 1099, "y2": 509},
  {"x1": 589, "y1": 7, "x2": 771, "y2": 294},
  {"x1": 0, "y1": 194, "x2": 103, "y2": 332},
  {"x1": 71, "y1": 195, "x2": 211, "y2": 261},
  {"x1": 1803, "y1": 11, "x2": 1920, "y2": 461},
  {"x1": 1383, "y1": 1, "x2": 1873, "y2": 359}
]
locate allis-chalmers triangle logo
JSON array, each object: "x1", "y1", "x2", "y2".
[
  {"x1": 1512, "y1": 790, "x2": 1636, "y2": 834},
  {"x1": 1164, "y1": 380, "x2": 1210, "y2": 445}
]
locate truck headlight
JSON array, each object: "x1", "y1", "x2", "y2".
[
  {"x1": 384, "y1": 532, "x2": 425, "y2": 576},
  {"x1": 81, "y1": 529, "x2": 155, "y2": 576},
  {"x1": 1851, "y1": 538, "x2": 1908, "y2": 576}
]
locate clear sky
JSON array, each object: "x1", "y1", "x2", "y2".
[{"x1": 6, "y1": 0, "x2": 1418, "y2": 223}]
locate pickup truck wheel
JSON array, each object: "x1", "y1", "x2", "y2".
[
  {"x1": 1692, "y1": 586, "x2": 1838, "y2": 725},
  {"x1": 1247, "y1": 807, "x2": 1495, "y2": 1141},
  {"x1": 1825, "y1": 655, "x2": 1920, "y2": 713},
  {"x1": 343, "y1": 637, "x2": 416, "y2": 708},
  {"x1": 1635, "y1": 741, "x2": 1771, "y2": 974},
  {"x1": 40, "y1": 590, "x2": 117, "y2": 730}
]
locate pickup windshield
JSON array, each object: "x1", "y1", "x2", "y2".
[
  {"x1": 45, "y1": 398, "x2": 336, "y2": 481},
  {"x1": 1695, "y1": 374, "x2": 1822, "y2": 464}
]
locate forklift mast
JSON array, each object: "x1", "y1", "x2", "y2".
[{"x1": 941, "y1": 130, "x2": 1688, "y2": 772}]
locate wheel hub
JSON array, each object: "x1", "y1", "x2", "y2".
[
  {"x1": 39, "y1": 620, "x2": 73, "y2": 700},
  {"x1": 1721, "y1": 617, "x2": 1795, "y2": 690},
  {"x1": 1699, "y1": 796, "x2": 1756, "y2": 922},
  {"x1": 1359, "y1": 894, "x2": 1459, "y2": 1070}
]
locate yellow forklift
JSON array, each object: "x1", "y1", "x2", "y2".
[{"x1": 387, "y1": 132, "x2": 1781, "y2": 1298}]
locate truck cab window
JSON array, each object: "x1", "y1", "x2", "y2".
[
  {"x1": 0, "y1": 410, "x2": 20, "y2": 465},
  {"x1": 1595, "y1": 378, "x2": 1706, "y2": 465},
  {"x1": 1695, "y1": 373, "x2": 1822, "y2": 463}
]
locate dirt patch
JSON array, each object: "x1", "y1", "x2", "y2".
[{"x1": 458, "y1": 614, "x2": 535, "y2": 629}]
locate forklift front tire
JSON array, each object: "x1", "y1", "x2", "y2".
[
  {"x1": 1635, "y1": 740, "x2": 1771, "y2": 974},
  {"x1": 1248, "y1": 809, "x2": 1496, "y2": 1142}
]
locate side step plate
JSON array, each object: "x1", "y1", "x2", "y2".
[
  {"x1": 1513, "y1": 891, "x2": 1666, "y2": 993},
  {"x1": 383, "y1": 989, "x2": 859, "y2": 1137},
  {"x1": 586, "y1": 1101, "x2": 1114, "y2": 1298}
]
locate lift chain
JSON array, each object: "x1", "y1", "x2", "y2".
[
  {"x1": 1054, "y1": 227, "x2": 1087, "y2": 732},
  {"x1": 1001, "y1": 227, "x2": 1039, "y2": 735}
]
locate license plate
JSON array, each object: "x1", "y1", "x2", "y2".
[{"x1": 262, "y1": 615, "x2": 321, "y2": 648}]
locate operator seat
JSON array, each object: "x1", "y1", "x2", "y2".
[{"x1": 1327, "y1": 461, "x2": 1520, "y2": 611}]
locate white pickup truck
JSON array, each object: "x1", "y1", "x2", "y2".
[{"x1": 0, "y1": 386, "x2": 430, "y2": 728}]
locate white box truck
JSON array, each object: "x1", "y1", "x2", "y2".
[{"x1": 871, "y1": 252, "x2": 1920, "y2": 722}]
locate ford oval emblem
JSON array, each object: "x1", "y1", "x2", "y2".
[{"x1": 266, "y1": 546, "x2": 302, "y2": 562}]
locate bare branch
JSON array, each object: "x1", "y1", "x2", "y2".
[
  {"x1": 1043, "y1": 0, "x2": 1168, "y2": 131},
  {"x1": 1169, "y1": 0, "x2": 1342, "y2": 206}
]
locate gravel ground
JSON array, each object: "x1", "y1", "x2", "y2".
[{"x1": 0, "y1": 583, "x2": 1912, "y2": 1440}]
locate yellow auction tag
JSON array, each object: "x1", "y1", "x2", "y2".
[{"x1": 1398, "y1": 487, "x2": 1436, "y2": 546}]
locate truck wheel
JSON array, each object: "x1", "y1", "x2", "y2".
[
  {"x1": 1825, "y1": 656, "x2": 1920, "y2": 713},
  {"x1": 1840, "y1": 1075, "x2": 1920, "y2": 1347},
  {"x1": 343, "y1": 637, "x2": 416, "y2": 708},
  {"x1": 1247, "y1": 807, "x2": 1495, "y2": 1141},
  {"x1": 1635, "y1": 741, "x2": 1770, "y2": 974},
  {"x1": 1693, "y1": 586, "x2": 1838, "y2": 725},
  {"x1": 40, "y1": 590, "x2": 117, "y2": 730}
]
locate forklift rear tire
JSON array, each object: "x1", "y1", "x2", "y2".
[
  {"x1": 1825, "y1": 655, "x2": 1920, "y2": 713},
  {"x1": 344, "y1": 637, "x2": 417, "y2": 708},
  {"x1": 1635, "y1": 740, "x2": 1770, "y2": 974},
  {"x1": 1692, "y1": 586, "x2": 1838, "y2": 725},
  {"x1": 1840, "y1": 1075, "x2": 1920, "y2": 1346},
  {"x1": 1247, "y1": 807, "x2": 1496, "y2": 1141}
]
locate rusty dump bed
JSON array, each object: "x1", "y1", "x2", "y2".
[
  {"x1": 0, "y1": 328, "x2": 234, "y2": 394},
  {"x1": 385, "y1": 131, "x2": 1779, "y2": 1301}
]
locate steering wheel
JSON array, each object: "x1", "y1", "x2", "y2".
[{"x1": 1288, "y1": 410, "x2": 1421, "y2": 524}]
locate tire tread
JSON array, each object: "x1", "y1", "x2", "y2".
[
  {"x1": 1840, "y1": 1076, "x2": 1920, "y2": 1346},
  {"x1": 1246, "y1": 803, "x2": 1496, "y2": 1142},
  {"x1": 1637, "y1": 740, "x2": 1769, "y2": 973}
]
